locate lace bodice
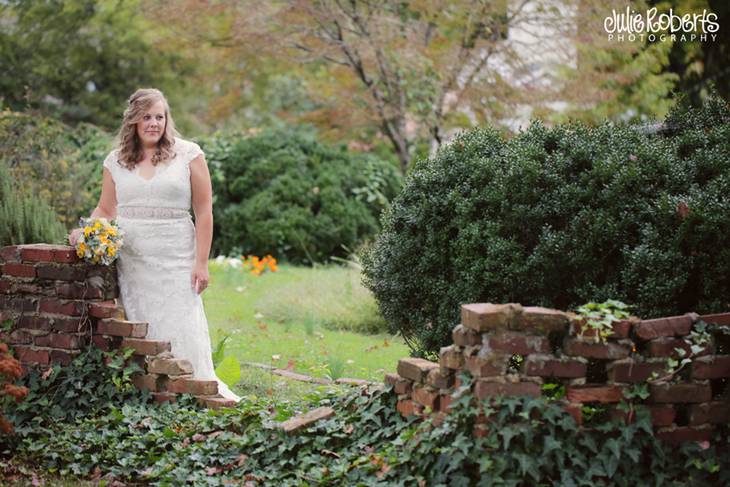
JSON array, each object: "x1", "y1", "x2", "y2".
[{"x1": 102, "y1": 137, "x2": 204, "y2": 211}]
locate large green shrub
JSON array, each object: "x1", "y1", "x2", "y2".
[
  {"x1": 201, "y1": 128, "x2": 402, "y2": 263},
  {"x1": 362, "y1": 96, "x2": 730, "y2": 355},
  {"x1": 0, "y1": 163, "x2": 66, "y2": 246},
  {"x1": 0, "y1": 111, "x2": 112, "y2": 228}
]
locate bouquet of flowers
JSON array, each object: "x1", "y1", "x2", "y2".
[{"x1": 71, "y1": 217, "x2": 124, "y2": 265}]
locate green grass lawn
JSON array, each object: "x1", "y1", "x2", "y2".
[{"x1": 202, "y1": 259, "x2": 410, "y2": 388}]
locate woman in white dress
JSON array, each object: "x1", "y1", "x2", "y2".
[{"x1": 69, "y1": 88, "x2": 240, "y2": 402}]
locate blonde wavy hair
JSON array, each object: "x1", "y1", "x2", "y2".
[{"x1": 114, "y1": 88, "x2": 180, "y2": 170}]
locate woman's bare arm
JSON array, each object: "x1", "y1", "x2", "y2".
[
  {"x1": 190, "y1": 154, "x2": 213, "y2": 266},
  {"x1": 91, "y1": 168, "x2": 118, "y2": 219}
]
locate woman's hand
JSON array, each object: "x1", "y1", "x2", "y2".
[
  {"x1": 191, "y1": 261, "x2": 209, "y2": 294},
  {"x1": 68, "y1": 228, "x2": 83, "y2": 246}
]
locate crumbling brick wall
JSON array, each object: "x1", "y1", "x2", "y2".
[
  {"x1": 0, "y1": 244, "x2": 233, "y2": 408},
  {"x1": 385, "y1": 304, "x2": 730, "y2": 444}
]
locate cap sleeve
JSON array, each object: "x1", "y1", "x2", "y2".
[
  {"x1": 102, "y1": 150, "x2": 118, "y2": 179},
  {"x1": 185, "y1": 141, "x2": 204, "y2": 168}
]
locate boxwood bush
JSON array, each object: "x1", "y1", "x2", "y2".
[
  {"x1": 362, "y1": 96, "x2": 730, "y2": 355},
  {"x1": 200, "y1": 128, "x2": 402, "y2": 263}
]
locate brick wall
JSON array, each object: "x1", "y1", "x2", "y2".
[
  {"x1": 0, "y1": 244, "x2": 234, "y2": 409},
  {"x1": 385, "y1": 303, "x2": 730, "y2": 444}
]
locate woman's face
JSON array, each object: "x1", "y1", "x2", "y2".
[{"x1": 136, "y1": 99, "x2": 166, "y2": 148}]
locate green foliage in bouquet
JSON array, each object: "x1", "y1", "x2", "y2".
[
  {"x1": 363, "y1": 94, "x2": 730, "y2": 355},
  {"x1": 200, "y1": 127, "x2": 402, "y2": 264},
  {"x1": 0, "y1": 163, "x2": 66, "y2": 246}
]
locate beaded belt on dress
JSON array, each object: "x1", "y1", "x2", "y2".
[{"x1": 117, "y1": 206, "x2": 190, "y2": 220}]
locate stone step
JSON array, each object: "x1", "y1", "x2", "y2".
[
  {"x1": 121, "y1": 338, "x2": 171, "y2": 356},
  {"x1": 97, "y1": 318, "x2": 148, "y2": 338},
  {"x1": 195, "y1": 395, "x2": 238, "y2": 409},
  {"x1": 88, "y1": 300, "x2": 126, "y2": 320},
  {"x1": 147, "y1": 357, "x2": 193, "y2": 376},
  {"x1": 167, "y1": 378, "x2": 218, "y2": 396}
]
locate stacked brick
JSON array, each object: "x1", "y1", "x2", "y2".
[
  {"x1": 0, "y1": 244, "x2": 235, "y2": 409},
  {"x1": 385, "y1": 303, "x2": 730, "y2": 444}
]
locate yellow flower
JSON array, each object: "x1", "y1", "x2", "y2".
[
  {"x1": 107, "y1": 247, "x2": 116, "y2": 256},
  {"x1": 84, "y1": 227, "x2": 92, "y2": 237},
  {"x1": 93, "y1": 221, "x2": 102, "y2": 231},
  {"x1": 107, "y1": 228, "x2": 117, "y2": 236}
]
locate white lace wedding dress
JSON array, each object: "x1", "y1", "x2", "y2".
[{"x1": 103, "y1": 137, "x2": 240, "y2": 401}]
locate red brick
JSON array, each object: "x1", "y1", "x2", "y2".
[
  {"x1": 397, "y1": 399, "x2": 421, "y2": 418},
  {"x1": 13, "y1": 282, "x2": 47, "y2": 295},
  {"x1": 39, "y1": 298, "x2": 84, "y2": 316},
  {"x1": 34, "y1": 334, "x2": 84, "y2": 349},
  {"x1": 88, "y1": 301, "x2": 125, "y2": 319},
  {"x1": 689, "y1": 402, "x2": 730, "y2": 425},
  {"x1": 647, "y1": 337, "x2": 713, "y2": 359},
  {"x1": 412, "y1": 385, "x2": 440, "y2": 410},
  {"x1": 426, "y1": 368, "x2": 454, "y2": 389},
  {"x1": 563, "y1": 338, "x2": 631, "y2": 359},
  {"x1": 147, "y1": 358, "x2": 194, "y2": 376},
  {"x1": 650, "y1": 405, "x2": 677, "y2": 426},
  {"x1": 439, "y1": 345, "x2": 465, "y2": 370},
  {"x1": 691, "y1": 355, "x2": 730, "y2": 379},
  {"x1": 487, "y1": 331, "x2": 550, "y2": 355},
  {"x1": 196, "y1": 396, "x2": 237, "y2": 409},
  {"x1": 121, "y1": 338, "x2": 171, "y2": 356},
  {"x1": 51, "y1": 317, "x2": 89, "y2": 333},
  {"x1": 474, "y1": 380, "x2": 541, "y2": 400},
  {"x1": 7, "y1": 329, "x2": 33, "y2": 345},
  {"x1": 96, "y1": 319, "x2": 148, "y2": 338},
  {"x1": 571, "y1": 317, "x2": 635, "y2": 339},
  {"x1": 51, "y1": 247, "x2": 79, "y2": 263},
  {"x1": 132, "y1": 373, "x2": 164, "y2": 392},
  {"x1": 606, "y1": 359, "x2": 667, "y2": 383},
  {"x1": 698, "y1": 313, "x2": 730, "y2": 326},
  {"x1": 650, "y1": 383, "x2": 712, "y2": 403},
  {"x1": 55, "y1": 282, "x2": 103, "y2": 300},
  {"x1": 384, "y1": 373, "x2": 399, "y2": 387},
  {"x1": 167, "y1": 378, "x2": 219, "y2": 396},
  {"x1": 519, "y1": 306, "x2": 570, "y2": 333},
  {"x1": 398, "y1": 357, "x2": 439, "y2": 382},
  {"x1": 91, "y1": 334, "x2": 122, "y2": 351},
  {"x1": 523, "y1": 355, "x2": 587, "y2": 378},
  {"x1": 1, "y1": 263, "x2": 36, "y2": 278},
  {"x1": 461, "y1": 303, "x2": 523, "y2": 332},
  {"x1": 566, "y1": 385, "x2": 625, "y2": 403},
  {"x1": 452, "y1": 324, "x2": 481, "y2": 347},
  {"x1": 0, "y1": 245, "x2": 21, "y2": 262},
  {"x1": 35, "y1": 264, "x2": 86, "y2": 281},
  {"x1": 0, "y1": 278, "x2": 13, "y2": 293},
  {"x1": 19, "y1": 244, "x2": 56, "y2": 263},
  {"x1": 439, "y1": 393, "x2": 454, "y2": 412},
  {"x1": 5, "y1": 297, "x2": 38, "y2": 313},
  {"x1": 563, "y1": 402, "x2": 583, "y2": 426},
  {"x1": 13, "y1": 346, "x2": 50, "y2": 365},
  {"x1": 394, "y1": 377, "x2": 413, "y2": 395},
  {"x1": 18, "y1": 315, "x2": 53, "y2": 332},
  {"x1": 465, "y1": 354, "x2": 509, "y2": 377},
  {"x1": 634, "y1": 314, "x2": 694, "y2": 340},
  {"x1": 655, "y1": 426, "x2": 714, "y2": 444},
  {"x1": 50, "y1": 349, "x2": 79, "y2": 366}
]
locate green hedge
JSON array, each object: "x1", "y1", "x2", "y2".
[
  {"x1": 201, "y1": 128, "x2": 402, "y2": 263},
  {"x1": 362, "y1": 96, "x2": 730, "y2": 355}
]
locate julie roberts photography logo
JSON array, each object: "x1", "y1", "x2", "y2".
[{"x1": 604, "y1": 7, "x2": 719, "y2": 43}]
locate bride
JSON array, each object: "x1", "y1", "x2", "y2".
[{"x1": 69, "y1": 88, "x2": 240, "y2": 402}]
